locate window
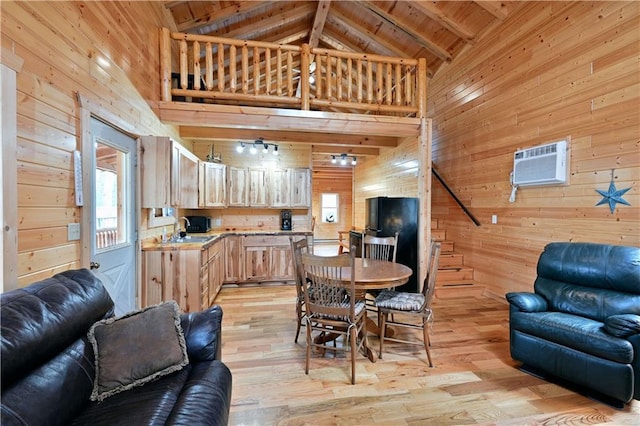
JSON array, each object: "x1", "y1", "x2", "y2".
[{"x1": 321, "y1": 193, "x2": 338, "y2": 223}]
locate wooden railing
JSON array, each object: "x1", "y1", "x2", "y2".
[
  {"x1": 161, "y1": 28, "x2": 427, "y2": 117},
  {"x1": 96, "y1": 228, "x2": 118, "y2": 249}
]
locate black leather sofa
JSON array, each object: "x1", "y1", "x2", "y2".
[
  {"x1": 506, "y1": 242, "x2": 640, "y2": 407},
  {"x1": 1, "y1": 269, "x2": 232, "y2": 425}
]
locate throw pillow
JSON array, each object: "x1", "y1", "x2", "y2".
[
  {"x1": 604, "y1": 314, "x2": 640, "y2": 338},
  {"x1": 88, "y1": 301, "x2": 189, "y2": 401}
]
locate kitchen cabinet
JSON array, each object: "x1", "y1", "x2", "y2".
[
  {"x1": 226, "y1": 166, "x2": 310, "y2": 208},
  {"x1": 248, "y1": 168, "x2": 269, "y2": 207},
  {"x1": 269, "y1": 168, "x2": 291, "y2": 207},
  {"x1": 290, "y1": 168, "x2": 311, "y2": 207},
  {"x1": 223, "y1": 235, "x2": 243, "y2": 282},
  {"x1": 241, "y1": 235, "x2": 303, "y2": 283},
  {"x1": 171, "y1": 141, "x2": 199, "y2": 208},
  {"x1": 227, "y1": 166, "x2": 248, "y2": 207},
  {"x1": 199, "y1": 161, "x2": 226, "y2": 207},
  {"x1": 142, "y1": 239, "x2": 224, "y2": 312},
  {"x1": 140, "y1": 136, "x2": 171, "y2": 208},
  {"x1": 140, "y1": 136, "x2": 199, "y2": 209}
]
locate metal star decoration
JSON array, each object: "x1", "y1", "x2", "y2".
[{"x1": 595, "y1": 170, "x2": 631, "y2": 214}]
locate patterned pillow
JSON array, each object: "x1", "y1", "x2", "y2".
[{"x1": 87, "y1": 301, "x2": 189, "y2": 401}]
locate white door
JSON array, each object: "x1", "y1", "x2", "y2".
[{"x1": 88, "y1": 118, "x2": 137, "y2": 315}]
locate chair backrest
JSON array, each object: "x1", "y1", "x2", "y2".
[
  {"x1": 362, "y1": 232, "x2": 399, "y2": 262},
  {"x1": 290, "y1": 237, "x2": 309, "y2": 299},
  {"x1": 422, "y1": 241, "x2": 442, "y2": 311},
  {"x1": 301, "y1": 251, "x2": 356, "y2": 320}
]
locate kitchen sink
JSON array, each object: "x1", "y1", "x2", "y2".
[{"x1": 171, "y1": 235, "x2": 215, "y2": 244}]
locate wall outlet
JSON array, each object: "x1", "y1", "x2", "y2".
[
  {"x1": 491, "y1": 214, "x2": 498, "y2": 224},
  {"x1": 68, "y1": 223, "x2": 81, "y2": 241}
]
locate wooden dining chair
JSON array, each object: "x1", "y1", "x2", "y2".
[
  {"x1": 300, "y1": 250, "x2": 368, "y2": 384},
  {"x1": 361, "y1": 232, "x2": 399, "y2": 263},
  {"x1": 290, "y1": 236, "x2": 310, "y2": 343},
  {"x1": 375, "y1": 240, "x2": 442, "y2": 366},
  {"x1": 362, "y1": 232, "x2": 399, "y2": 319}
]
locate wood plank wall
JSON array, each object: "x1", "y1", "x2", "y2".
[
  {"x1": 425, "y1": 1, "x2": 639, "y2": 296},
  {"x1": 2, "y1": 1, "x2": 179, "y2": 287},
  {"x1": 312, "y1": 172, "x2": 353, "y2": 241},
  {"x1": 353, "y1": 136, "x2": 421, "y2": 229}
]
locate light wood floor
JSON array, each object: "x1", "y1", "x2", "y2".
[{"x1": 215, "y1": 283, "x2": 639, "y2": 425}]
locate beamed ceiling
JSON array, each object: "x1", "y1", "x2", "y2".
[{"x1": 163, "y1": 1, "x2": 513, "y2": 167}]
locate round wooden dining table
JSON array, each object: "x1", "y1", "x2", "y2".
[{"x1": 335, "y1": 258, "x2": 413, "y2": 362}]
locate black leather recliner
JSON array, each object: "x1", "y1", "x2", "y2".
[
  {"x1": 1, "y1": 269, "x2": 232, "y2": 425},
  {"x1": 506, "y1": 242, "x2": 640, "y2": 407}
]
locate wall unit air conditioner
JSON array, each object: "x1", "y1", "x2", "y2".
[{"x1": 513, "y1": 140, "x2": 567, "y2": 186}]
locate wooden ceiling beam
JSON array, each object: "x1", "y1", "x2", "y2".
[
  {"x1": 180, "y1": 126, "x2": 397, "y2": 149},
  {"x1": 358, "y1": 1, "x2": 451, "y2": 62},
  {"x1": 473, "y1": 1, "x2": 509, "y2": 21},
  {"x1": 411, "y1": 1, "x2": 477, "y2": 43},
  {"x1": 157, "y1": 102, "x2": 420, "y2": 137},
  {"x1": 173, "y1": 1, "x2": 269, "y2": 33},
  {"x1": 326, "y1": 13, "x2": 402, "y2": 58},
  {"x1": 312, "y1": 145, "x2": 380, "y2": 156},
  {"x1": 309, "y1": 0, "x2": 332, "y2": 47}
]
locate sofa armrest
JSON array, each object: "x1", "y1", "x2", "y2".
[
  {"x1": 180, "y1": 305, "x2": 223, "y2": 362},
  {"x1": 506, "y1": 292, "x2": 548, "y2": 312}
]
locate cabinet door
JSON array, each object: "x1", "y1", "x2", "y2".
[
  {"x1": 269, "y1": 168, "x2": 291, "y2": 207},
  {"x1": 208, "y1": 249, "x2": 223, "y2": 305},
  {"x1": 223, "y1": 236, "x2": 243, "y2": 282},
  {"x1": 243, "y1": 246, "x2": 270, "y2": 282},
  {"x1": 179, "y1": 145, "x2": 199, "y2": 208},
  {"x1": 200, "y1": 261, "x2": 210, "y2": 310},
  {"x1": 248, "y1": 168, "x2": 268, "y2": 207},
  {"x1": 227, "y1": 166, "x2": 248, "y2": 206},
  {"x1": 199, "y1": 162, "x2": 226, "y2": 207},
  {"x1": 291, "y1": 168, "x2": 311, "y2": 207},
  {"x1": 142, "y1": 250, "x2": 200, "y2": 312},
  {"x1": 140, "y1": 136, "x2": 171, "y2": 208},
  {"x1": 270, "y1": 244, "x2": 295, "y2": 280}
]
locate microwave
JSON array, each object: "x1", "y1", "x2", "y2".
[{"x1": 186, "y1": 216, "x2": 211, "y2": 233}]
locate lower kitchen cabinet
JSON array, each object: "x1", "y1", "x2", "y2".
[
  {"x1": 240, "y1": 235, "x2": 304, "y2": 283},
  {"x1": 223, "y1": 235, "x2": 243, "y2": 282},
  {"x1": 142, "y1": 239, "x2": 224, "y2": 312}
]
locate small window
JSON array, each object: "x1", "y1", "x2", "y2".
[{"x1": 321, "y1": 193, "x2": 338, "y2": 223}]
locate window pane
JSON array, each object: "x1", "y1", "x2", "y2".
[
  {"x1": 321, "y1": 193, "x2": 338, "y2": 223},
  {"x1": 95, "y1": 142, "x2": 128, "y2": 249}
]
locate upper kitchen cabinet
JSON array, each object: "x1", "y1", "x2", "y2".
[
  {"x1": 140, "y1": 136, "x2": 198, "y2": 209},
  {"x1": 227, "y1": 166, "x2": 248, "y2": 207},
  {"x1": 199, "y1": 161, "x2": 226, "y2": 208},
  {"x1": 227, "y1": 166, "x2": 310, "y2": 208},
  {"x1": 269, "y1": 168, "x2": 291, "y2": 208},
  {"x1": 171, "y1": 141, "x2": 199, "y2": 208},
  {"x1": 290, "y1": 168, "x2": 311, "y2": 208},
  {"x1": 140, "y1": 136, "x2": 171, "y2": 208}
]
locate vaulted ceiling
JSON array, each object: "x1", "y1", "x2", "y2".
[{"x1": 162, "y1": 1, "x2": 513, "y2": 169}]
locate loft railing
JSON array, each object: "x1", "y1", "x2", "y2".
[{"x1": 160, "y1": 28, "x2": 427, "y2": 117}]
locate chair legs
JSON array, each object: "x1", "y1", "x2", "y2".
[
  {"x1": 378, "y1": 310, "x2": 434, "y2": 367},
  {"x1": 422, "y1": 322, "x2": 433, "y2": 367},
  {"x1": 378, "y1": 311, "x2": 387, "y2": 359},
  {"x1": 295, "y1": 301, "x2": 302, "y2": 343}
]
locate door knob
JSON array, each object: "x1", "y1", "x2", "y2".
[{"x1": 90, "y1": 261, "x2": 100, "y2": 270}]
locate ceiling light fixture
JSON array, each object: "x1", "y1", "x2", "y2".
[
  {"x1": 331, "y1": 155, "x2": 336, "y2": 164},
  {"x1": 340, "y1": 154, "x2": 347, "y2": 165},
  {"x1": 273, "y1": 145, "x2": 279, "y2": 156},
  {"x1": 249, "y1": 144, "x2": 257, "y2": 155},
  {"x1": 236, "y1": 142, "x2": 245, "y2": 153},
  {"x1": 352, "y1": 156, "x2": 357, "y2": 165}
]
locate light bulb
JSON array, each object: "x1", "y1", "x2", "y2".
[
  {"x1": 249, "y1": 145, "x2": 257, "y2": 154},
  {"x1": 352, "y1": 157, "x2": 357, "y2": 165},
  {"x1": 331, "y1": 155, "x2": 336, "y2": 164},
  {"x1": 273, "y1": 145, "x2": 279, "y2": 155},
  {"x1": 263, "y1": 144, "x2": 269, "y2": 154},
  {"x1": 236, "y1": 142, "x2": 245, "y2": 153}
]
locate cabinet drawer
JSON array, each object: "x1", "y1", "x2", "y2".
[{"x1": 243, "y1": 235, "x2": 291, "y2": 247}]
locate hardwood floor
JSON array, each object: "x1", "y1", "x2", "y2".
[{"x1": 216, "y1": 281, "x2": 639, "y2": 425}]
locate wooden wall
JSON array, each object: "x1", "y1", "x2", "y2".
[
  {"x1": 426, "y1": 1, "x2": 639, "y2": 296},
  {"x1": 2, "y1": 1, "x2": 179, "y2": 287},
  {"x1": 353, "y1": 137, "x2": 421, "y2": 230},
  {"x1": 312, "y1": 172, "x2": 353, "y2": 241}
]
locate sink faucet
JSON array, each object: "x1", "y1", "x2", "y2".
[{"x1": 174, "y1": 216, "x2": 191, "y2": 238}]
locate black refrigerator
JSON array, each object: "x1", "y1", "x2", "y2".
[{"x1": 365, "y1": 196, "x2": 419, "y2": 293}]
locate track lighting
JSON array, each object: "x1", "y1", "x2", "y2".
[
  {"x1": 236, "y1": 140, "x2": 281, "y2": 156},
  {"x1": 329, "y1": 153, "x2": 357, "y2": 166},
  {"x1": 236, "y1": 142, "x2": 245, "y2": 153}
]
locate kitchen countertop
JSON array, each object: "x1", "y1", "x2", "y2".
[{"x1": 142, "y1": 229, "x2": 313, "y2": 251}]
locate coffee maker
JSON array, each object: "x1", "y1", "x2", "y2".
[{"x1": 280, "y1": 210, "x2": 292, "y2": 231}]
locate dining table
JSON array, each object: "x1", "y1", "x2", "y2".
[{"x1": 330, "y1": 257, "x2": 413, "y2": 362}]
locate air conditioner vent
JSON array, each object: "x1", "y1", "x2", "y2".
[{"x1": 513, "y1": 140, "x2": 567, "y2": 186}]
